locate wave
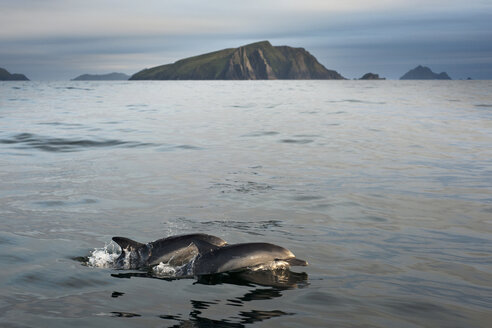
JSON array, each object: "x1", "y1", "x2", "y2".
[
  {"x1": 326, "y1": 99, "x2": 386, "y2": 105},
  {"x1": 279, "y1": 139, "x2": 313, "y2": 144},
  {"x1": 241, "y1": 131, "x2": 280, "y2": 137},
  {"x1": 0, "y1": 133, "x2": 156, "y2": 152}
]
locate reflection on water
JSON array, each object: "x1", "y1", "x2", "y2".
[
  {"x1": 161, "y1": 309, "x2": 291, "y2": 328},
  {"x1": 110, "y1": 269, "x2": 307, "y2": 326},
  {"x1": 196, "y1": 270, "x2": 308, "y2": 289},
  {"x1": 111, "y1": 268, "x2": 308, "y2": 289},
  {"x1": 110, "y1": 311, "x2": 141, "y2": 318},
  {"x1": 170, "y1": 274, "x2": 300, "y2": 327},
  {"x1": 159, "y1": 291, "x2": 293, "y2": 327}
]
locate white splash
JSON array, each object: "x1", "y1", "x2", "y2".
[
  {"x1": 152, "y1": 256, "x2": 196, "y2": 278},
  {"x1": 87, "y1": 242, "x2": 120, "y2": 268},
  {"x1": 152, "y1": 262, "x2": 178, "y2": 277},
  {"x1": 250, "y1": 260, "x2": 290, "y2": 271}
]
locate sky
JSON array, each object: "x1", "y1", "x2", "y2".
[{"x1": 1, "y1": 0, "x2": 491, "y2": 80}]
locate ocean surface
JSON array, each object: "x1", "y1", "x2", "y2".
[{"x1": 0, "y1": 80, "x2": 491, "y2": 327}]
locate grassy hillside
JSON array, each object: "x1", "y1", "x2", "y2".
[{"x1": 131, "y1": 41, "x2": 344, "y2": 80}]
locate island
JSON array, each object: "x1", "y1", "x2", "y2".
[
  {"x1": 400, "y1": 65, "x2": 451, "y2": 80},
  {"x1": 0, "y1": 67, "x2": 29, "y2": 81},
  {"x1": 71, "y1": 72, "x2": 130, "y2": 81},
  {"x1": 130, "y1": 41, "x2": 345, "y2": 80},
  {"x1": 359, "y1": 73, "x2": 385, "y2": 80}
]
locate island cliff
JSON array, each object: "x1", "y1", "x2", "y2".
[
  {"x1": 0, "y1": 67, "x2": 29, "y2": 81},
  {"x1": 131, "y1": 41, "x2": 344, "y2": 80},
  {"x1": 400, "y1": 65, "x2": 451, "y2": 80}
]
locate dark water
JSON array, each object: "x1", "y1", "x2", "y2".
[{"x1": 1, "y1": 80, "x2": 491, "y2": 327}]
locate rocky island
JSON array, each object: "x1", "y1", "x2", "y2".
[
  {"x1": 0, "y1": 67, "x2": 29, "y2": 81},
  {"x1": 130, "y1": 41, "x2": 344, "y2": 80},
  {"x1": 71, "y1": 72, "x2": 130, "y2": 81},
  {"x1": 400, "y1": 65, "x2": 451, "y2": 80},
  {"x1": 359, "y1": 73, "x2": 385, "y2": 80}
]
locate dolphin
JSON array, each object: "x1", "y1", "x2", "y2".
[
  {"x1": 112, "y1": 233, "x2": 227, "y2": 269},
  {"x1": 184, "y1": 242, "x2": 308, "y2": 276}
]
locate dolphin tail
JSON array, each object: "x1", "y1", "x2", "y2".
[
  {"x1": 285, "y1": 258, "x2": 308, "y2": 266},
  {"x1": 112, "y1": 237, "x2": 145, "y2": 251}
]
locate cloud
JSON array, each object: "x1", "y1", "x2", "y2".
[{"x1": 2, "y1": 1, "x2": 490, "y2": 40}]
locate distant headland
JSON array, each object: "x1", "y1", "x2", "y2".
[
  {"x1": 400, "y1": 65, "x2": 451, "y2": 80},
  {"x1": 71, "y1": 72, "x2": 130, "y2": 81},
  {"x1": 130, "y1": 41, "x2": 345, "y2": 80},
  {"x1": 0, "y1": 67, "x2": 29, "y2": 81}
]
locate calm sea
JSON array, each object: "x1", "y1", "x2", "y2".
[{"x1": 0, "y1": 80, "x2": 491, "y2": 327}]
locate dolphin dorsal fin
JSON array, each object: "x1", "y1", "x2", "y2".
[
  {"x1": 191, "y1": 239, "x2": 224, "y2": 255},
  {"x1": 112, "y1": 237, "x2": 144, "y2": 250}
]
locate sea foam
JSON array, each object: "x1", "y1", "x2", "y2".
[{"x1": 87, "y1": 242, "x2": 120, "y2": 268}]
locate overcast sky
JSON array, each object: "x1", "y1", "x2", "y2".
[{"x1": 1, "y1": 0, "x2": 491, "y2": 80}]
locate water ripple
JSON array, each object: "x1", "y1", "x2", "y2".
[
  {"x1": 241, "y1": 131, "x2": 280, "y2": 137},
  {"x1": 0, "y1": 132, "x2": 156, "y2": 152},
  {"x1": 279, "y1": 139, "x2": 313, "y2": 144}
]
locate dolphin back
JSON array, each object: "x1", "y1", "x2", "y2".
[
  {"x1": 145, "y1": 233, "x2": 227, "y2": 267},
  {"x1": 110, "y1": 234, "x2": 227, "y2": 270},
  {"x1": 191, "y1": 239, "x2": 226, "y2": 254}
]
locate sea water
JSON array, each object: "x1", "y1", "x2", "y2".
[{"x1": 0, "y1": 80, "x2": 491, "y2": 327}]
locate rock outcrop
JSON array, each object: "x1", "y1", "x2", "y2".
[
  {"x1": 71, "y1": 72, "x2": 129, "y2": 81},
  {"x1": 359, "y1": 73, "x2": 385, "y2": 80},
  {"x1": 400, "y1": 65, "x2": 451, "y2": 80},
  {"x1": 0, "y1": 67, "x2": 29, "y2": 81},
  {"x1": 131, "y1": 41, "x2": 344, "y2": 80}
]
